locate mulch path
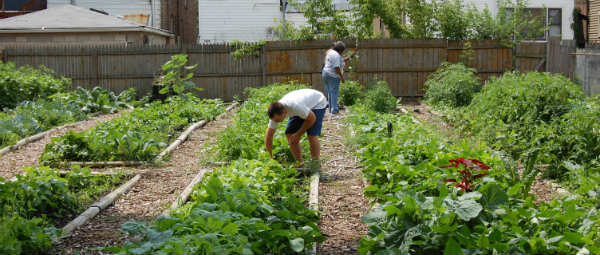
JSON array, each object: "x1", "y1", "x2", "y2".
[
  {"x1": 317, "y1": 110, "x2": 370, "y2": 255},
  {"x1": 0, "y1": 111, "x2": 125, "y2": 179},
  {"x1": 57, "y1": 110, "x2": 236, "y2": 255}
]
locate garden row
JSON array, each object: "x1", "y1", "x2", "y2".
[
  {"x1": 424, "y1": 63, "x2": 600, "y2": 190},
  {"x1": 109, "y1": 83, "x2": 325, "y2": 255},
  {"x1": 345, "y1": 102, "x2": 600, "y2": 254},
  {"x1": 1, "y1": 166, "x2": 128, "y2": 255},
  {"x1": 0, "y1": 61, "x2": 140, "y2": 150}
]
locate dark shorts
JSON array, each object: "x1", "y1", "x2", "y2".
[{"x1": 285, "y1": 108, "x2": 326, "y2": 136}]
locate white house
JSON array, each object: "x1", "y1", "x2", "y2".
[
  {"x1": 47, "y1": 0, "x2": 162, "y2": 28},
  {"x1": 465, "y1": 0, "x2": 574, "y2": 40},
  {"x1": 197, "y1": 0, "x2": 349, "y2": 43}
]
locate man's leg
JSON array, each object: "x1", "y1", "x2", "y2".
[
  {"x1": 307, "y1": 135, "x2": 320, "y2": 161},
  {"x1": 286, "y1": 133, "x2": 303, "y2": 164}
]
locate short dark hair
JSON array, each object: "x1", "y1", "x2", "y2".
[
  {"x1": 333, "y1": 41, "x2": 345, "y2": 53},
  {"x1": 268, "y1": 102, "x2": 285, "y2": 118}
]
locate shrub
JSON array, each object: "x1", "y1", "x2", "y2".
[
  {"x1": 424, "y1": 62, "x2": 480, "y2": 107},
  {"x1": 458, "y1": 72, "x2": 584, "y2": 159},
  {"x1": 364, "y1": 81, "x2": 397, "y2": 113},
  {"x1": 339, "y1": 81, "x2": 364, "y2": 106},
  {"x1": 0, "y1": 62, "x2": 69, "y2": 109},
  {"x1": 542, "y1": 98, "x2": 600, "y2": 178}
]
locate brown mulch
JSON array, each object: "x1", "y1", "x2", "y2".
[
  {"x1": 0, "y1": 111, "x2": 125, "y2": 179},
  {"x1": 317, "y1": 110, "x2": 370, "y2": 255},
  {"x1": 57, "y1": 110, "x2": 235, "y2": 255},
  {"x1": 401, "y1": 102, "x2": 562, "y2": 204}
]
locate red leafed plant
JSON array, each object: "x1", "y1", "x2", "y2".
[{"x1": 441, "y1": 158, "x2": 490, "y2": 192}]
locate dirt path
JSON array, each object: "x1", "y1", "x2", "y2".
[
  {"x1": 0, "y1": 111, "x2": 126, "y2": 179},
  {"x1": 317, "y1": 110, "x2": 370, "y2": 255},
  {"x1": 401, "y1": 103, "x2": 563, "y2": 204},
  {"x1": 58, "y1": 110, "x2": 235, "y2": 255}
]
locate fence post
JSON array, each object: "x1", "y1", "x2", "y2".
[
  {"x1": 261, "y1": 44, "x2": 267, "y2": 85},
  {"x1": 1, "y1": 49, "x2": 6, "y2": 63}
]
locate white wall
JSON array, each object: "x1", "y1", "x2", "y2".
[
  {"x1": 47, "y1": 0, "x2": 161, "y2": 28},
  {"x1": 198, "y1": 0, "x2": 281, "y2": 43},
  {"x1": 465, "y1": 0, "x2": 574, "y2": 40}
]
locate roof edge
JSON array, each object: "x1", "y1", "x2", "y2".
[{"x1": 0, "y1": 26, "x2": 174, "y2": 37}]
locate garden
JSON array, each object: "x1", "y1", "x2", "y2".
[{"x1": 1, "y1": 0, "x2": 599, "y2": 252}]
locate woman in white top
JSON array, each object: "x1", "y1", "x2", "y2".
[{"x1": 321, "y1": 41, "x2": 346, "y2": 114}]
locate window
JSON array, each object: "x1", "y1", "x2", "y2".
[{"x1": 548, "y1": 8, "x2": 562, "y2": 38}]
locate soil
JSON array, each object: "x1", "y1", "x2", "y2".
[
  {"x1": 317, "y1": 110, "x2": 370, "y2": 255},
  {"x1": 0, "y1": 111, "x2": 126, "y2": 179},
  {"x1": 57, "y1": 110, "x2": 236, "y2": 255}
]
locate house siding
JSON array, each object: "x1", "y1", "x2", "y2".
[
  {"x1": 198, "y1": 0, "x2": 280, "y2": 43},
  {"x1": 47, "y1": 0, "x2": 161, "y2": 28},
  {"x1": 465, "y1": 0, "x2": 574, "y2": 40}
]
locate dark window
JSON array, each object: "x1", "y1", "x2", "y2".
[{"x1": 548, "y1": 8, "x2": 562, "y2": 38}]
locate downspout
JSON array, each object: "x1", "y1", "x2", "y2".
[{"x1": 150, "y1": 0, "x2": 154, "y2": 27}]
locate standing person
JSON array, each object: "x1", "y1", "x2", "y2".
[
  {"x1": 322, "y1": 41, "x2": 346, "y2": 114},
  {"x1": 265, "y1": 89, "x2": 327, "y2": 170}
]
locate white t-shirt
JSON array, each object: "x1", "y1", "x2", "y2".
[
  {"x1": 268, "y1": 89, "x2": 328, "y2": 130},
  {"x1": 322, "y1": 49, "x2": 344, "y2": 78}
]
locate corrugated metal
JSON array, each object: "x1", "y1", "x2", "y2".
[
  {"x1": 198, "y1": 0, "x2": 280, "y2": 43},
  {"x1": 47, "y1": 0, "x2": 161, "y2": 28}
]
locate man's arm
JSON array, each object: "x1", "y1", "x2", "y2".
[
  {"x1": 265, "y1": 127, "x2": 276, "y2": 158},
  {"x1": 335, "y1": 67, "x2": 345, "y2": 83},
  {"x1": 290, "y1": 111, "x2": 316, "y2": 144}
]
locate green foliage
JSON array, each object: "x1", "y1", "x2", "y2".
[
  {"x1": 0, "y1": 216, "x2": 54, "y2": 255},
  {"x1": 0, "y1": 167, "x2": 126, "y2": 255},
  {"x1": 230, "y1": 40, "x2": 265, "y2": 60},
  {"x1": 346, "y1": 105, "x2": 600, "y2": 255},
  {"x1": 455, "y1": 72, "x2": 584, "y2": 161},
  {"x1": 339, "y1": 81, "x2": 364, "y2": 106},
  {"x1": 112, "y1": 160, "x2": 324, "y2": 254},
  {"x1": 424, "y1": 62, "x2": 480, "y2": 107},
  {"x1": 0, "y1": 61, "x2": 69, "y2": 110},
  {"x1": 0, "y1": 87, "x2": 136, "y2": 150},
  {"x1": 215, "y1": 83, "x2": 308, "y2": 163},
  {"x1": 155, "y1": 54, "x2": 199, "y2": 95},
  {"x1": 363, "y1": 80, "x2": 397, "y2": 113},
  {"x1": 41, "y1": 96, "x2": 224, "y2": 163}
]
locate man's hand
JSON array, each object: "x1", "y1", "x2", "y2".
[
  {"x1": 265, "y1": 128, "x2": 276, "y2": 159},
  {"x1": 289, "y1": 132, "x2": 302, "y2": 145}
]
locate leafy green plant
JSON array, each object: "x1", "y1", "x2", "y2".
[
  {"x1": 346, "y1": 105, "x2": 600, "y2": 255},
  {"x1": 0, "y1": 61, "x2": 69, "y2": 110},
  {"x1": 230, "y1": 40, "x2": 265, "y2": 60},
  {"x1": 339, "y1": 81, "x2": 364, "y2": 106},
  {"x1": 112, "y1": 160, "x2": 324, "y2": 254},
  {"x1": 455, "y1": 72, "x2": 584, "y2": 162},
  {"x1": 424, "y1": 62, "x2": 480, "y2": 108},
  {"x1": 0, "y1": 166, "x2": 126, "y2": 255},
  {"x1": 0, "y1": 87, "x2": 136, "y2": 150},
  {"x1": 40, "y1": 95, "x2": 224, "y2": 163},
  {"x1": 155, "y1": 54, "x2": 199, "y2": 95},
  {"x1": 364, "y1": 81, "x2": 397, "y2": 113}
]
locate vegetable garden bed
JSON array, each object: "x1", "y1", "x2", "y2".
[
  {"x1": 111, "y1": 83, "x2": 325, "y2": 255},
  {"x1": 40, "y1": 95, "x2": 226, "y2": 166},
  {"x1": 345, "y1": 103, "x2": 600, "y2": 255},
  {"x1": 0, "y1": 166, "x2": 131, "y2": 255}
]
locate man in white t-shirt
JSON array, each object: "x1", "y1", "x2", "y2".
[{"x1": 265, "y1": 89, "x2": 328, "y2": 167}]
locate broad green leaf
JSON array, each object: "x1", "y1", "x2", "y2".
[
  {"x1": 480, "y1": 183, "x2": 508, "y2": 209},
  {"x1": 444, "y1": 238, "x2": 463, "y2": 255},
  {"x1": 454, "y1": 199, "x2": 483, "y2": 221},
  {"x1": 290, "y1": 238, "x2": 305, "y2": 253},
  {"x1": 221, "y1": 222, "x2": 238, "y2": 235}
]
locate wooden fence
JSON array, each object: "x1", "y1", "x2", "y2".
[{"x1": 0, "y1": 39, "x2": 549, "y2": 100}]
